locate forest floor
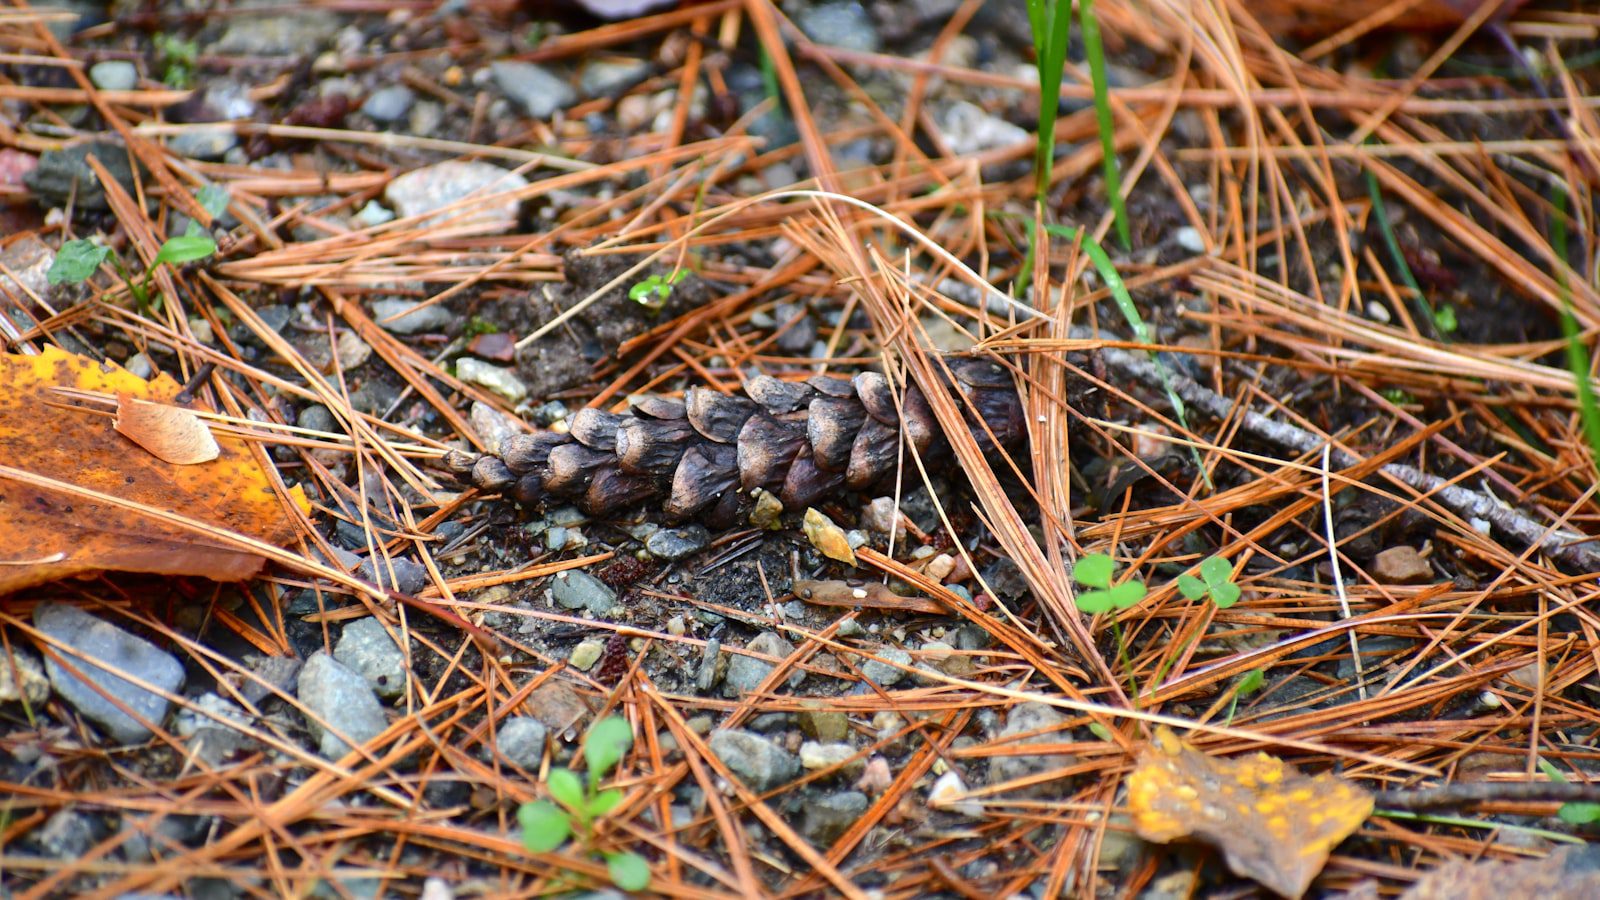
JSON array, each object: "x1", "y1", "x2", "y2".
[{"x1": 2, "y1": 0, "x2": 1600, "y2": 898}]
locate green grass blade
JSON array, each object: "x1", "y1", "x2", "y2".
[
  {"x1": 1078, "y1": 0, "x2": 1130, "y2": 250},
  {"x1": 1364, "y1": 164, "x2": 1451, "y2": 338},
  {"x1": 1551, "y1": 185, "x2": 1600, "y2": 475}
]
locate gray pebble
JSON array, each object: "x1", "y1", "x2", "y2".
[
  {"x1": 298, "y1": 404, "x2": 336, "y2": 435},
  {"x1": 385, "y1": 160, "x2": 528, "y2": 231},
  {"x1": 795, "y1": 1, "x2": 879, "y2": 52},
  {"x1": 695, "y1": 638, "x2": 724, "y2": 692},
  {"x1": 210, "y1": 12, "x2": 342, "y2": 56},
  {"x1": 172, "y1": 692, "x2": 257, "y2": 766},
  {"x1": 361, "y1": 85, "x2": 414, "y2": 123},
  {"x1": 645, "y1": 524, "x2": 709, "y2": 560},
  {"x1": 530, "y1": 400, "x2": 569, "y2": 426},
  {"x1": 580, "y1": 58, "x2": 650, "y2": 98},
  {"x1": 356, "y1": 554, "x2": 428, "y2": 595},
  {"x1": 36, "y1": 809, "x2": 96, "y2": 858},
  {"x1": 455, "y1": 358, "x2": 528, "y2": 404},
  {"x1": 371, "y1": 297, "x2": 453, "y2": 335},
  {"x1": 297, "y1": 651, "x2": 388, "y2": 759},
  {"x1": 333, "y1": 617, "x2": 408, "y2": 699},
  {"x1": 725, "y1": 631, "x2": 803, "y2": 695},
  {"x1": 34, "y1": 603, "x2": 185, "y2": 744},
  {"x1": 491, "y1": 61, "x2": 576, "y2": 119},
  {"x1": 89, "y1": 60, "x2": 138, "y2": 91},
  {"x1": 860, "y1": 647, "x2": 912, "y2": 687},
  {"x1": 707, "y1": 728, "x2": 798, "y2": 790},
  {"x1": 988, "y1": 701, "x2": 1077, "y2": 797},
  {"x1": 801, "y1": 790, "x2": 869, "y2": 844},
  {"x1": 495, "y1": 716, "x2": 548, "y2": 769},
  {"x1": 169, "y1": 126, "x2": 238, "y2": 161},
  {"x1": 551, "y1": 570, "x2": 617, "y2": 615}
]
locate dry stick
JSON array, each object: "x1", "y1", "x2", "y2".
[
  {"x1": 941, "y1": 278, "x2": 1600, "y2": 574},
  {"x1": 1375, "y1": 780, "x2": 1600, "y2": 812}
]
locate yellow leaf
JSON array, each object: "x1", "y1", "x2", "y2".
[
  {"x1": 803, "y1": 507, "x2": 857, "y2": 566},
  {"x1": 1126, "y1": 726, "x2": 1373, "y2": 898},
  {"x1": 0, "y1": 346, "x2": 310, "y2": 594}
]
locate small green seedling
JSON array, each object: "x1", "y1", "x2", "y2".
[
  {"x1": 1538, "y1": 758, "x2": 1600, "y2": 825},
  {"x1": 1072, "y1": 553, "x2": 1147, "y2": 614},
  {"x1": 627, "y1": 269, "x2": 688, "y2": 312},
  {"x1": 153, "y1": 32, "x2": 199, "y2": 89},
  {"x1": 48, "y1": 229, "x2": 217, "y2": 310},
  {"x1": 1177, "y1": 555, "x2": 1241, "y2": 609},
  {"x1": 1223, "y1": 668, "x2": 1265, "y2": 726},
  {"x1": 518, "y1": 716, "x2": 650, "y2": 892}
]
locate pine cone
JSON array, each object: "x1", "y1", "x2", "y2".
[{"x1": 445, "y1": 358, "x2": 1027, "y2": 527}]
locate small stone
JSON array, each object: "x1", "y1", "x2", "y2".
[
  {"x1": 569, "y1": 638, "x2": 606, "y2": 671},
  {"x1": 575, "y1": 0, "x2": 677, "y2": 18},
  {"x1": 551, "y1": 570, "x2": 618, "y2": 615},
  {"x1": 490, "y1": 61, "x2": 577, "y2": 119},
  {"x1": 211, "y1": 12, "x2": 342, "y2": 56},
  {"x1": 645, "y1": 524, "x2": 710, "y2": 560},
  {"x1": 616, "y1": 94, "x2": 652, "y2": 131},
  {"x1": 357, "y1": 554, "x2": 428, "y2": 595},
  {"x1": 928, "y1": 769, "x2": 981, "y2": 817},
  {"x1": 297, "y1": 651, "x2": 388, "y2": 759},
  {"x1": 172, "y1": 691, "x2": 257, "y2": 765},
  {"x1": 0, "y1": 646, "x2": 49, "y2": 706},
  {"x1": 333, "y1": 617, "x2": 408, "y2": 699},
  {"x1": 580, "y1": 58, "x2": 650, "y2": 98},
  {"x1": 385, "y1": 160, "x2": 528, "y2": 231},
  {"x1": 89, "y1": 60, "x2": 138, "y2": 92},
  {"x1": 804, "y1": 507, "x2": 857, "y2": 566},
  {"x1": 545, "y1": 526, "x2": 570, "y2": 551},
  {"x1": 696, "y1": 638, "x2": 725, "y2": 691},
  {"x1": 361, "y1": 85, "x2": 414, "y2": 123},
  {"x1": 456, "y1": 358, "x2": 528, "y2": 404},
  {"x1": 800, "y1": 741, "x2": 863, "y2": 777},
  {"x1": 925, "y1": 554, "x2": 956, "y2": 583},
  {"x1": 36, "y1": 809, "x2": 95, "y2": 858},
  {"x1": 169, "y1": 126, "x2": 238, "y2": 161},
  {"x1": 665, "y1": 615, "x2": 686, "y2": 637},
  {"x1": 371, "y1": 298, "x2": 453, "y2": 335},
  {"x1": 795, "y1": 1, "x2": 879, "y2": 52},
  {"x1": 1174, "y1": 226, "x2": 1206, "y2": 254},
  {"x1": 855, "y1": 755, "x2": 893, "y2": 794},
  {"x1": 1499, "y1": 661, "x2": 1543, "y2": 692},
  {"x1": 939, "y1": 100, "x2": 1030, "y2": 156},
  {"x1": 495, "y1": 716, "x2": 548, "y2": 769},
  {"x1": 749, "y1": 488, "x2": 784, "y2": 530},
  {"x1": 240, "y1": 655, "x2": 303, "y2": 706},
  {"x1": 0, "y1": 147, "x2": 37, "y2": 191},
  {"x1": 860, "y1": 497, "x2": 905, "y2": 539},
  {"x1": 530, "y1": 400, "x2": 569, "y2": 426},
  {"x1": 472, "y1": 401, "x2": 521, "y2": 453},
  {"x1": 725, "y1": 631, "x2": 803, "y2": 695},
  {"x1": 354, "y1": 200, "x2": 394, "y2": 227},
  {"x1": 331, "y1": 329, "x2": 370, "y2": 370},
  {"x1": 860, "y1": 647, "x2": 912, "y2": 687},
  {"x1": 708, "y1": 728, "x2": 798, "y2": 790},
  {"x1": 801, "y1": 790, "x2": 869, "y2": 844},
  {"x1": 1373, "y1": 545, "x2": 1433, "y2": 583},
  {"x1": 34, "y1": 603, "x2": 185, "y2": 744},
  {"x1": 988, "y1": 701, "x2": 1077, "y2": 797},
  {"x1": 797, "y1": 704, "x2": 850, "y2": 743}
]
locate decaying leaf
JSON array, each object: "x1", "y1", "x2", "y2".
[
  {"x1": 0, "y1": 346, "x2": 309, "y2": 594},
  {"x1": 114, "y1": 393, "x2": 220, "y2": 465},
  {"x1": 1127, "y1": 727, "x2": 1373, "y2": 898},
  {"x1": 1242, "y1": 0, "x2": 1530, "y2": 35},
  {"x1": 1357, "y1": 844, "x2": 1600, "y2": 900}
]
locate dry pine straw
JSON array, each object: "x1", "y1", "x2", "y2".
[{"x1": 3, "y1": 0, "x2": 1600, "y2": 897}]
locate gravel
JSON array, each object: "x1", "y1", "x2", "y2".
[
  {"x1": 490, "y1": 61, "x2": 576, "y2": 119},
  {"x1": 551, "y1": 570, "x2": 618, "y2": 615},
  {"x1": 34, "y1": 603, "x2": 185, "y2": 744},
  {"x1": 495, "y1": 716, "x2": 548, "y2": 769},
  {"x1": 333, "y1": 617, "x2": 409, "y2": 699},
  {"x1": 708, "y1": 728, "x2": 799, "y2": 791},
  {"x1": 297, "y1": 651, "x2": 388, "y2": 759}
]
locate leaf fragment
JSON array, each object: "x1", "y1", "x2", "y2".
[
  {"x1": 803, "y1": 507, "x2": 857, "y2": 566},
  {"x1": 113, "y1": 394, "x2": 220, "y2": 465},
  {"x1": 1127, "y1": 726, "x2": 1373, "y2": 898}
]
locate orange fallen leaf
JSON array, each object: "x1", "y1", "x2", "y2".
[
  {"x1": 1127, "y1": 727, "x2": 1373, "y2": 899},
  {"x1": 114, "y1": 393, "x2": 220, "y2": 465},
  {"x1": 0, "y1": 346, "x2": 310, "y2": 594}
]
